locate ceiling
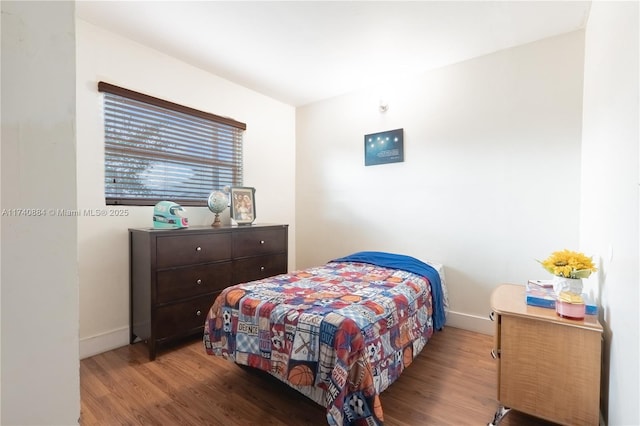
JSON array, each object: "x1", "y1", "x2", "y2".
[{"x1": 76, "y1": 1, "x2": 591, "y2": 106}]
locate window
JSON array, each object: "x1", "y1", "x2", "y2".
[{"x1": 98, "y1": 82, "x2": 246, "y2": 206}]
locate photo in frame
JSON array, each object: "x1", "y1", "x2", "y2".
[
  {"x1": 364, "y1": 128, "x2": 404, "y2": 166},
  {"x1": 229, "y1": 186, "x2": 256, "y2": 225}
]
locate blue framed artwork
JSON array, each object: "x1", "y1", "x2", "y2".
[{"x1": 364, "y1": 128, "x2": 404, "y2": 166}]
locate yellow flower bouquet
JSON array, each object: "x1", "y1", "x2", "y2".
[{"x1": 539, "y1": 249, "x2": 597, "y2": 279}]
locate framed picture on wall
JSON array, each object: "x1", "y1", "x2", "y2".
[
  {"x1": 230, "y1": 186, "x2": 256, "y2": 225},
  {"x1": 364, "y1": 128, "x2": 404, "y2": 166}
]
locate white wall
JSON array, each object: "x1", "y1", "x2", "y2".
[
  {"x1": 1, "y1": 1, "x2": 80, "y2": 424},
  {"x1": 296, "y1": 31, "x2": 585, "y2": 333},
  {"x1": 76, "y1": 20, "x2": 296, "y2": 358},
  {"x1": 581, "y1": 2, "x2": 639, "y2": 424}
]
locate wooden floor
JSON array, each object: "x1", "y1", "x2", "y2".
[{"x1": 80, "y1": 327, "x2": 557, "y2": 425}]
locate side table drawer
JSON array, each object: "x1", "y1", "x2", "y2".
[
  {"x1": 157, "y1": 233, "x2": 231, "y2": 268},
  {"x1": 233, "y1": 228, "x2": 286, "y2": 258},
  {"x1": 156, "y1": 262, "x2": 233, "y2": 304},
  {"x1": 233, "y1": 253, "x2": 287, "y2": 284},
  {"x1": 155, "y1": 294, "x2": 216, "y2": 339}
]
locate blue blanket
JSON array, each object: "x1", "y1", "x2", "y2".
[{"x1": 332, "y1": 251, "x2": 446, "y2": 330}]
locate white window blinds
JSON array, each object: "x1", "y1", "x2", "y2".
[{"x1": 98, "y1": 82, "x2": 246, "y2": 206}]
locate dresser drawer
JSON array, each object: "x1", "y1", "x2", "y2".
[
  {"x1": 130, "y1": 224, "x2": 288, "y2": 360},
  {"x1": 156, "y1": 262, "x2": 233, "y2": 304},
  {"x1": 233, "y1": 228, "x2": 286, "y2": 258},
  {"x1": 233, "y1": 253, "x2": 287, "y2": 284},
  {"x1": 155, "y1": 294, "x2": 215, "y2": 339},
  {"x1": 157, "y1": 232, "x2": 231, "y2": 268}
]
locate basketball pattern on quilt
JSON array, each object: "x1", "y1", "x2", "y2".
[{"x1": 204, "y1": 261, "x2": 435, "y2": 426}]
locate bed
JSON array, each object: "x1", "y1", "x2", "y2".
[{"x1": 203, "y1": 251, "x2": 448, "y2": 426}]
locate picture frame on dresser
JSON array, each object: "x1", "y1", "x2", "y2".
[{"x1": 230, "y1": 186, "x2": 256, "y2": 225}]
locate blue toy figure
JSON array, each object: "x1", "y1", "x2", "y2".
[{"x1": 153, "y1": 201, "x2": 188, "y2": 229}]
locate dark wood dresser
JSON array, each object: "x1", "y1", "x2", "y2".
[{"x1": 129, "y1": 224, "x2": 288, "y2": 360}]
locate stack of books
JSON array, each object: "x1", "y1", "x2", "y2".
[{"x1": 526, "y1": 279, "x2": 598, "y2": 315}]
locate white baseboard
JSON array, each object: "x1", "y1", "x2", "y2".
[
  {"x1": 79, "y1": 312, "x2": 494, "y2": 359},
  {"x1": 79, "y1": 327, "x2": 130, "y2": 359},
  {"x1": 445, "y1": 310, "x2": 494, "y2": 335}
]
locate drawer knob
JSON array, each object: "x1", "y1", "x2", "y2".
[
  {"x1": 196, "y1": 279, "x2": 202, "y2": 285},
  {"x1": 260, "y1": 240, "x2": 265, "y2": 244},
  {"x1": 196, "y1": 310, "x2": 202, "y2": 316},
  {"x1": 260, "y1": 266, "x2": 265, "y2": 271},
  {"x1": 491, "y1": 349, "x2": 499, "y2": 359},
  {"x1": 196, "y1": 246, "x2": 202, "y2": 252}
]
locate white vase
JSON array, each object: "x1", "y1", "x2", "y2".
[{"x1": 552, "y1": 275, "x2": 583, "y2": 296}]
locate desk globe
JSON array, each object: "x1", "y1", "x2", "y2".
[{"x1": 207, "y1": 190, "x2": 228, "y2": 227}]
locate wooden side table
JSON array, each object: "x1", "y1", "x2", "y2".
[{"x1": 489, "y1": 284, "x2": 602, "y2": 426}]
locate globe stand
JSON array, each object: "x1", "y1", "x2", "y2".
[{"x1": 211, "y1": 213, "x2": 222, "y2": 227}]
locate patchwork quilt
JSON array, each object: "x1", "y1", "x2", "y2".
[{"x1": 203, "y1": 252, "x2": 443, "y2": 426}]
